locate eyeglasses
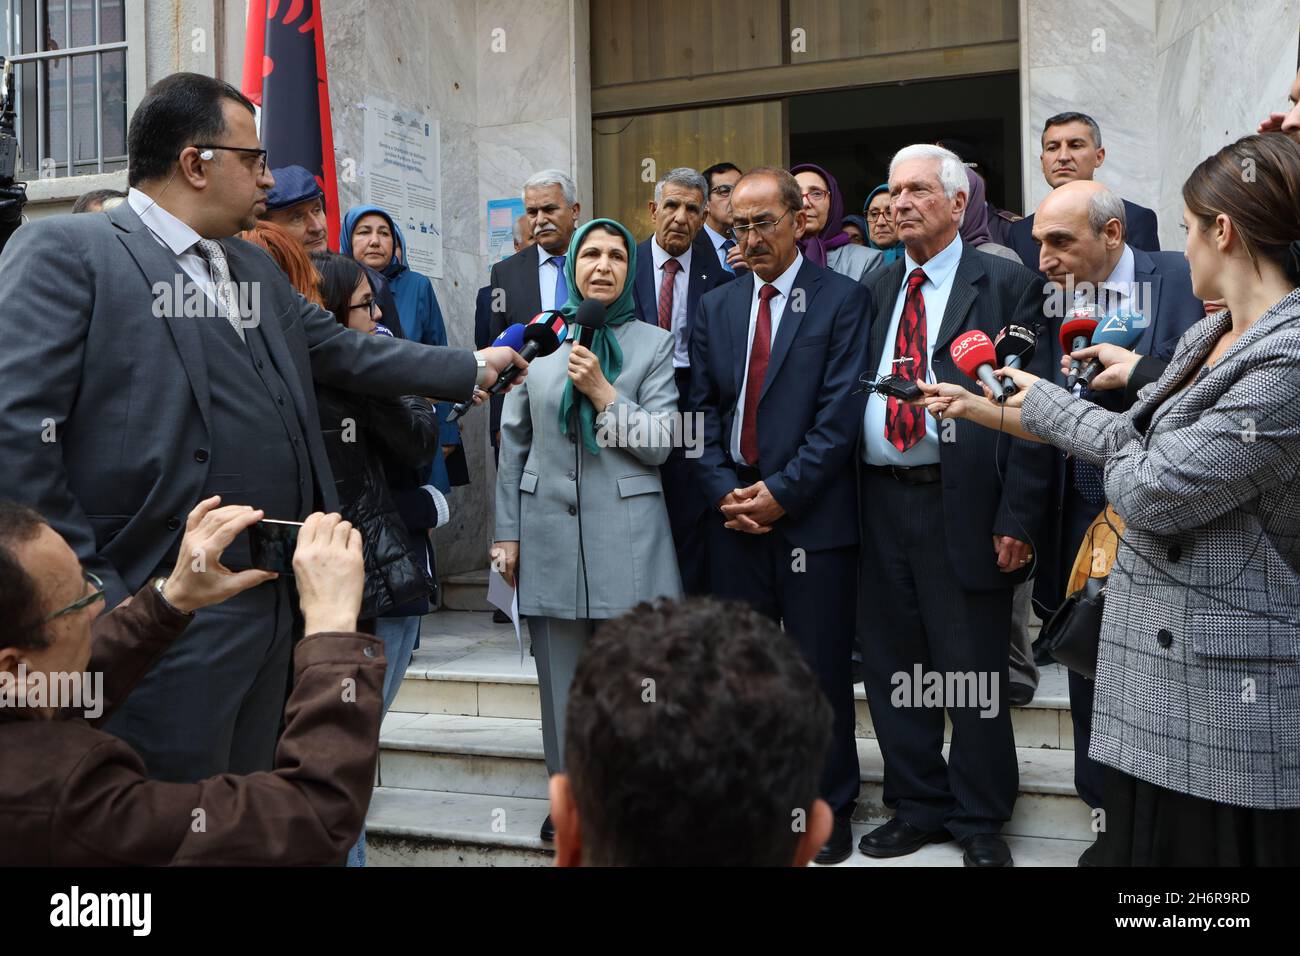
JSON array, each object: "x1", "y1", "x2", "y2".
[
  {"x1": 866, "y1": 209, "x2": 892, "y2": 222},
  {"x1": 43, "y1": 570, "x2": 105, "y2": 623},
  {"x1": 709, "y1": 184, "x2": 734, "y2": 197},
  {"x1": 728, "y1": 209, "x2": 793, "y2": 241},
  {"x1": 193, "y1": 144, "x2": 269, "y2": 174},
  {"x1": 801, "y1": 189, "x2": 828, "y2": 203},
  {"x1": 350, "y1": 298, "x2": 378, "y2": 317}
]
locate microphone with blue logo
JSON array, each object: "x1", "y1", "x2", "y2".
[
  {"x1": 446, "y1": 311, "x2": 569, "y2": 422},
  {"x1": 1076, "y1": 312, "x2": 1143, "y2": 389}
]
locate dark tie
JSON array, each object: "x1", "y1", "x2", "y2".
[
  {"x1": 885, "y1": 267, "x2": 928, "y2": 451},
  {"x1": 549, "y1": 255, "x2": 568, "y2": 309},
  {"x1": 741, "y1": 284, "x2": 780, "y2": 464},
  {"x1": 720, "y1": 238, "x2": 737, "y2": 274},
  {"x1": 657, "y1": 257, "x2": 680, "y2": 331}
]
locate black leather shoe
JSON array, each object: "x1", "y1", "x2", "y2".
[
  {"x1": 961, "y1": 833, "x2": 1013, "y2": 867},
  {"x1": 1008, "y1": 682, "x2": 1036, "y2": 707},
  {"x1": 858, "y1": 818, "x2": 952, "y2": 858},
  {"x1": 493, "y1": 609, "x2": 511, "y2": 624},
  {"x1": 814, "y1": 815, "x2": 853, "y2": 865},
  {"x1": 539, "y1": 814, "x2": 555, "y2": 842}
]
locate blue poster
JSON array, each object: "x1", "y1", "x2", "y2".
[{"x1": 487, "y1": 198, "x2": 526, "y2": 265}]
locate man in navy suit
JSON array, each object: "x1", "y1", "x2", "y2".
[
  {"x1": 690, "y1": 166, "x2": 871, "y2": 865},
  {"x1": 631, "y1": 167, "x2": 732, "y2": 594},
  {"x1": 1007, "y1": 112, "x2": 1160, "y2": 272},
  {"x1": 857, "y1": 145, "x2": 1054, "y2": 868},
  {"x1": 1030, "y1": 179, "x2": 1201, "y2": 809}
]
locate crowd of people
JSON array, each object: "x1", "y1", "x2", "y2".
[{"x1": 1, "y1": 64, "x2": 1299, "y2": 868}]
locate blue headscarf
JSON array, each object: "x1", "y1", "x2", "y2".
[{"x1": 863, "y1": 184, "x2": 904, "y2": 265}]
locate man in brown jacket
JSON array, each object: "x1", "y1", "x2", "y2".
[{"x1": 0, "y1": 497, "x2": 385, "y2": 865}]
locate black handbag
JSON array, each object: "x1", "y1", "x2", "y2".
[{"x1": 1032, "y1": 574, "x2": 1105, "y2": 680}]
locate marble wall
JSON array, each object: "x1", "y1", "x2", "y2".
[{"x1": 1021, "y1": 0, "x2": 1300, "y2": 250}]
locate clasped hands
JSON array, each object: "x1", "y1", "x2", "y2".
[{"x1": 718, "y1": 481, "x2": 785, "y2": 534}]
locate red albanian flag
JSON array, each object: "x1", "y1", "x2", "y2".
[{"x1": 241, "y1": 0, "x2": 341, "y2": 249}]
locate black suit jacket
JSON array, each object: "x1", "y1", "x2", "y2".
[
  {"x1": 1008, "y1": 198, "x2": 1160, "y2": 273},
  {"x1": 486, "y1": 243, "x2": 546, "y2": 438},
  {"x1": 631, "y1": 232, "x2": 732, "y2": 360},
  {"x1": 859, "y1": 245, "x2": 1056, "y2": 591},
  {"x1": 690, "y1": 257, "x2": 871, "y2": 553}
]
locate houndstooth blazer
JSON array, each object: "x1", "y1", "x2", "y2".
[{"x1": 1020, "y1": 288, "x2": 1300, "y2": 809}]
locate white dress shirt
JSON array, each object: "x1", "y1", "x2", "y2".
[
  {"x1": 128, "y1": 187, "x2": 222, "y2": 311},
  {"x1": 1086, "y1": 243, "x2": 1136, "y2": 317},
  {"x1": 650, "y1": 236, "x2": 692, "y2": 368},
  {"x1": 537, "y1": 246, "x2": 566, "y2": 313},
  {"x1": 730, "y1": 252, "x2": 804, "y2": 465},
  {"x1": 863, "y1": 233, "x2": 964, "y2": 466},
  {"x1": 702, "y1": 221, "x2": 732, "y2": 272}
]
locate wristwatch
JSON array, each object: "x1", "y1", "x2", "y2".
[
  {"x1": 475, "y1": 353, "x2": 488, "y2": 387},
  {"x1": 152, "y1": 577, "x2": 194, "y2": 617}
]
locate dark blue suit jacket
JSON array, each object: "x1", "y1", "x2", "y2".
[
  {"x1": 631, "y1": 232, "x2": 732, "y2": 375},
  {"x1": 1008, "y1": 198, "x2": 1160, "y2": 273},
  {"x1": 690, "y1": 257, "x2": 871, "y2": 553},
  {"x1": 473, "y1": 284, "x2": 493, "y2": 351}
]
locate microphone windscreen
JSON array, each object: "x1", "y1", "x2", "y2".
[
  {"x1": 522, "y1": 310, "x2": 569, "y2": 355},
  {"x1": 575, "y1": 297, "x2": 608, "y2": 331},
  {"x1": 492, "y1": 323, "x2": 527, "y2": 350},
  {"x1": 1058, "y1": 317, "x2": 1098, "y2": 351},
  {"x1": 950, "y1": 330, "x2": 998, "y2": 378},
  {"x1": 1091, "y1": 313, "x2": 1144, "y2": 349},
  {"x1": 994, "y1": 324, "x2": 1036, "y2": 366}
]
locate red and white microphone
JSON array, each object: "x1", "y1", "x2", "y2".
[
  {"x1": 1060, "y1": 303, "x2": 1099, "y2": 390},
  {"x1": 950, "y1": 329, "x2": 1010, "y2": 403}
]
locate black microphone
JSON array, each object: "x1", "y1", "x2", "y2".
[
  {"x1": 575, "y1": 297, "x2": 607, "y2": 350},
  {"x1": 446, "y1": 310, "x2": 568, "y2": 422},
  {"x1": 993, "y1": 324, "x2": 1037, "y2": 399}
]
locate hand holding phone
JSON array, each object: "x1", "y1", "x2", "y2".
[{"x1": 292, "y1": 512, "x2": 365, "y2": 636}]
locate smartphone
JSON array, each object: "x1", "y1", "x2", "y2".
[{"x1": 248, "y1": 518, "x2": 303, "y2": 575}]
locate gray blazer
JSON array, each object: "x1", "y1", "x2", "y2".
[
  {"x1": 1020, "y1": 288, "x2": 1300, "y2": 809},
  {"x1": 826, "y1": 242, "x2": 883, "y2": 285},
  {"x1": 495, "y1": 318, "x2": 683, "y2": 619},
  {"x1": 0, "y1": 202, "x2": 477, "y2": 608}
]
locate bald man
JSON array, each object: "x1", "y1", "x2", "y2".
[{"x1": 1030, "y1": 179, "x2": 1201, "y2": 809}]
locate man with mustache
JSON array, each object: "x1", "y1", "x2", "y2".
[
  {"x1": 631, "y1": 168, "x2": 732, "y2": 594},
  {"x1": 1006, "y1": 112, "x2": 1161, "y2": 272}
]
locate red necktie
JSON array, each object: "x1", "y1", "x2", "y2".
[
  {"x1": 885, "y1": 267, "x2": 928, "y2": 451},
  {"x1": 657, "y1": 258, "x2": 680, "y2": 331},
  {"x1": 741, "y1": 283, "x2": 780, "y2": 464}
]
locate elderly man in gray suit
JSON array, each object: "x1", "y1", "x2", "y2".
[{"x1": 0, "y1": 73, "x2": 524, "y2": 783}]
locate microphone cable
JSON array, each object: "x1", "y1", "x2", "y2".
[{"x1": 571, "y1": 397, "x2": 592, "y2": 621}]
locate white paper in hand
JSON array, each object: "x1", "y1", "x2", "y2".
[{"x1": 487, "y1": 567, "x2": 522, "y2": 660}]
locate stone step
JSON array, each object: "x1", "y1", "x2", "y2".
[
  {"x1": 364, "y1": 787, "x2": 1094, "y2": 867},
  {"x1": 392, "y1": 639, "x2": 1076, "y2": 750},
  {"x1": 439, "y1": 569, "x2": 493, "y2": 612},
  {"x1": 376, "y1": 712, "x2": 1096, "y2": 842}
]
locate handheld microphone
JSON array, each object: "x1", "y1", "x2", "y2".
[
  {"x1": 993, "y1": 324, "x2": 1037, "y2": 399},
  {"x1": 575, "y1": 298, "x2": 607, "y2": 350},
  {"x1": 446, "y1": 311, "x2": 568, "y2": 422},
  {"x1": 950, "y1": 329, "x2": 1008, "y2": 403},
  {"x1": 1059, "y1": 308, "x2": 1099, "y2": 390},
  {"x1": 1077, "y1": 312, "x2": 1143, "y2": 388}
]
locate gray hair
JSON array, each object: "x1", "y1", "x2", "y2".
[
  {"x1": 1086, "y1": 187, "x2": 1127, "y2": 237},
  {"x1": 654, "y1": 167, "x2": 708, "y2": 205},
  {"x1": 888, "y1": 144, "x2": 970, "y2": 226},
  {"x1": 522, "y1": 168, "x2": 576, "y2": 205},
  {"x1": 512, "y1": 213, "x2": 530, "y2": 244}
]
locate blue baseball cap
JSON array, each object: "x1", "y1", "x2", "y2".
[{"x1": 265, "y1": 165, "x2": 324, "y2": 212}]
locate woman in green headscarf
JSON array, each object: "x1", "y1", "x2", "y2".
[{"x1": 491, "y1": 218, "x2": 682, "y2": 840}]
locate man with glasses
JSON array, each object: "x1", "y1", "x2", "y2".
[
  {"x1": 0, "y1": 72, "x2": 526, "y2": 785},
  {"x1": 0, "y1": 497, "x2": 393, "y2": 865},
  {"x1": 689, "y1": 166, "x2": 871, "y2": 865},
  {"x1": 700, "y1": 162, "x2": 747, "y2": 274}
]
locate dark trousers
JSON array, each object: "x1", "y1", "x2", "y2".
[
  {"x1": 858, "y1": 470, "x2": 1018, "y2": 839},
  {"x1": 710, "y1": 516, "x2": 860, "y2": 816},
  {"x1": 662, "y1": 366, "x2": 710, "y2": 594},
  {"x1": 102, "y1": 577, "x2": 296, "y2": 782}
]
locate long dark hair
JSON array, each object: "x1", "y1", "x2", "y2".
[
  {"x1": 310, "y1": 251, "x2": 365, "y2": 327},
  {"x1": 1183, "y1": 133, "x2": 1300, "y2": 282}
]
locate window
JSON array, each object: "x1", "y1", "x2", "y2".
[{"x1": 3, "y1": 0, "x2": 130, "y2": 179}]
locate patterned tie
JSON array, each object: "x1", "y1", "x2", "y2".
[
  {"x1": 740, "y1": 284, "x2": 780, "y2": 464},
  {"x1": 549, "y1": 256, "x2": 568, "y2": 310},
  {"x1": 194, "y1": 239, "x2": 245, "y2": 341},
  {"x1": 657, "y1": 257, "x2": 680, "y2": 331},
  {"x1": 720, "y1": 238, "x2": 737, "y2": 273},
  {"x1": 1073, "y1": 457, "x2": 1107, "y2": 509},
  {"x1": 885, "y1": 267, "x2": 928, "y2": 451}
]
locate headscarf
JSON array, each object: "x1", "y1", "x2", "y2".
[
  {"x1": 863, "y1": 184, "x2": 904, "y2": 264},
  {"x1": 842, "y1": 214, "x2": 869, "y2": 244},
  {"x1": 789, "y1": 162, "x2": 852, "y2": 268},
  {"x1": 556, "y1": 218, "x2": 639, "y2": 455},
  {"x1": 959, "y1": 167, "x2": 994, "y2": 247}
]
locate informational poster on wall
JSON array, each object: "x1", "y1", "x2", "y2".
[
  {"x1": 362, "y1": 97, "x2": 442, "y2": 278},
  {"x1": 487, "y1": 198, "x2": 525, "y2": 264}
]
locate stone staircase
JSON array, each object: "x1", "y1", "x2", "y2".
[{"x1": 366, "y1": 601, "x2": 1096, "y2": 867}]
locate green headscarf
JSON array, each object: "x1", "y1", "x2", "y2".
[{"x1": 557, "y1": 218, "x2": 640, "y2": 454}]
